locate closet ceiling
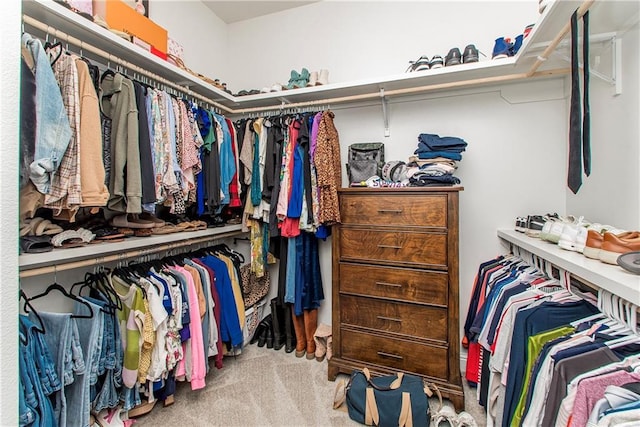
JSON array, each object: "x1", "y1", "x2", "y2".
[{"x1": 203, "y1": 1, "x2": 319, "y2": 23}]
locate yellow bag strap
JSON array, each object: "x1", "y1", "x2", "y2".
[
  {"x1": 365, "y1": 386, "x2": 379, "y2": 426},
  {"x1": 390, "y1": 372, "x2": 404, "y2": 389},
  {"x1": 399, "y1": 391, "x2": 413, "y2": 427},
  {"x1": 424, "y1": 381, "x2": 443, "y2": 414}
]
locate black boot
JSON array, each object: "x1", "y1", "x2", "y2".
[
  {"x1": 250, "y1": 320, "x2": 266, "y2": 345},
  {"x1": 257, "y1": 314, "x2": 272, "y2": 347},
  {"x1": 284, "y1": 303, "x2": 296, "y2": 353},
  {"x1": 270, "y1": 298, "x2": 286, "y2": 350}
]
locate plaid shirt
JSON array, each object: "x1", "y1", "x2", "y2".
[{"x1": 44, "y1": 52, "x2": 82, "y2": 213}]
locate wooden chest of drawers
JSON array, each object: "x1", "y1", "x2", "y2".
[{"x1": 328, "y1": 187, "x2": 464, "y2": 411}]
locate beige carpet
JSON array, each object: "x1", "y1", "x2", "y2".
[{"x1": 133, "y1": 344, "x2": 486, "y2": 426}]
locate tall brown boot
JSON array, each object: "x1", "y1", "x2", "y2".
[
  {"x1": 291, "y1": 305, "x2": 306, "y2": 358},
  {"x1": 303, "y1": 309, "x2": 318, "y2": 360}
]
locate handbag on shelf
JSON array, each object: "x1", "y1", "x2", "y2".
[
  {"x1": 333, "y1": 367, "x2": 438, "y2": 427},
  {"x1": 346, "y1": 142, "x2": 385, "y2": 184}
]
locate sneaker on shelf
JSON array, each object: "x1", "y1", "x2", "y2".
[
  {"x1": 524, "y1": 24, "x2": 535, "y2": 38},
  {"x1": 492, "y1": 37, "x2": 511, "y2": 59},
  {"x1": 462, "y1": 44, "x2": 480, "y2": 64},
  {"x1": 583, "y1": 227, "x2": 629, "y2": 259},
  {"x1": 406, "y1": 55, "x2": 431, "y2": 72},
  {"x1": 510, "y1": 34, "x2": 524, "y2": 56},
  {"x1": 542, "y1": 215, "x2": 577, "y2": 244},
  {"x1": 525, "y1": 215, "x2": 547, "y2": 238},
  {"x1": 515, "y1": 217, "x2": 527, "y2": 233},
  {"x1": 558, "y1": 218, "x2": 592, "y2": 253},
  {"x1": 429, "y1": 55, "x2": 444, "y2": 69},
  {"x1": 599, "y1": 232, "x2": 640, "y2": 265},
  {"x1": 539, "y1": 0, "x2": 551, "y2": 14},
  {"x1": 538, "y1": 213, "x2": 561, "y2": 241},
  {"x1": 445, "y1": 47, "x2": 462, "y2": 66}
]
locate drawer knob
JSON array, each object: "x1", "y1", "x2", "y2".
[
  {"x1": 375, "y1": 281, "x2": 402, "y2": 288},
  {"x1": 377, "y1": 315, "x2": 402, "y2": 323},
  {"x1": 377, "y1": 244, "x2": 403, "y2": 249},
  {"x1": 377, "y1": 209, "x2": 404, "y2": 214},
  {"x1": 377, "y1": 351, "x2": 404, "y2": 360}
]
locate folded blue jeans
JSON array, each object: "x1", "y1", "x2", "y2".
[{"x1": 417, "y1": 133, "x2": 467, "y2": 151}]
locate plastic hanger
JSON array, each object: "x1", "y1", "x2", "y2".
[
  {"x1": 19, "y1": 289, "x2": 46, "y2": 342},
  {"x1": 26, "y1": 282, "x2": 94, "y2": 319}
]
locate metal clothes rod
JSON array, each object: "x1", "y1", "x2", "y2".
[
  {"x1": 19, "y1": 230, "x2": 245, "y2": 278},
  {"x1": 22, "y1": 14, "x2": 231, "y2": 114}
]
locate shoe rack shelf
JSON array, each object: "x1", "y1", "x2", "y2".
[
  {"x1": 22, "y1": 0, "x2": 636, "y2": 114},
  {"x1": 498, "y1": 229, "x2": 640, "y2": 306},
  {"x1": 19, "y1": 224, "x2": 245, "y2": 278}
]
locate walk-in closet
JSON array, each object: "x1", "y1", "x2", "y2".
[{"x1": 3, "y1": 0, "x2": 640, "y2": 426}]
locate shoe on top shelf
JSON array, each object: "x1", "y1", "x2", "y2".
[
  {"x1": 406, "y1": 55, "x2": 431, "y2": 72},
  {"x1": 445, "y1": 47, "x2": 462, "y2": 66},
  {"x1": 583, "y1": 227, "x2": 629, "y2": 259},
  {"x1": 492, "y1": 34, "x2": 524, "y2": 59},
  {"x1": 540, "y1": 214, "x2": 576, "y2": 244},
  {"x1": 462, "y1": 44, "x2": 480, "y2": 63},
  {"x1": 525, "y1": 215, "x2": 547, "y2": 238},
  {"x1": 429, "y1": 55, "x2": 444, "y2": 69},
  {"x1": 599, "y1": 232, "x2": 640, "y2": 265},
  {"x1": 558, "y1": 217, "x2": 592, "y2": 253},
  {"x1": 515, "y1": 216, "x2": 527, "y2": 233}
]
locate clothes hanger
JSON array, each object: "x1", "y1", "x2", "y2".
[
  {"x1": 19, "y1": 289, "x2": 46, "y2": 340},
  {"x1": 27, "y1": 282, "x2": 94, "y2": 319}
]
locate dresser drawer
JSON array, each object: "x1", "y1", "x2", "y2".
[
  {"x1": 340, "y1": 228, "x2": 447, "y2": 268},
  {"x1": 340, "y1": 194, "x2": 447, "y2": 228},
  {"x1": 340, "y1": 329, "x2": 448, "y2": 380},
  {"x1": 340, "y1": 295, "x2": 447, "y2": 341},
  {"x1": 339, "y1": 263, "x2": 448, "y2": 306}
]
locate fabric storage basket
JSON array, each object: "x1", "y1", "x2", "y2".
[{"x1": 243, "y1": 298, "x2": 267, "y2": 346}]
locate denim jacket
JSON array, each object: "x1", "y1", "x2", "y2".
[{"x1": 22, "y1": 33, "x2": 72, "y2": 194}]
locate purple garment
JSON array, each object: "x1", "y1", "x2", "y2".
[
  {"x1": 572, "y1": 369, "x2": 640, "y2": 427},
  {"x1": 310, "y1": 112, "x2": 322, "y2": 158}
]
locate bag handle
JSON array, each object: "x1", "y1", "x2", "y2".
[
  {"x1": 365, "y1": 386, "x2": 379, "y2": 426},
  {"x1": 398, "y1": 392, "x2": 413, "y2": 427},
  {"x1": 333, "y1": 379, "x2": 347, "y2": 410},
  {"x1": 362, "y1": 367, "x2": 404, "y2": 391}
]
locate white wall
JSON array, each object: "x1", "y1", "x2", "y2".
[
  {"x1": 149, "y1": 0, "x2": 231, "y2": 88},
  {"x1": 227, "y1": 1, "x2": 538, "y2": 91},
  {"x1": 1, "y1": 0, "x2": 21, "y2": 422},
  {"x1": 226, "y1": 1, "x2": 569, "y2": 335},
  {"x1": 566, "y1": 21, "x2": 640, "y2": 229}
]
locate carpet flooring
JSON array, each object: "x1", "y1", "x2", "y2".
[{"x1": 133, "y1": 344, "x2": 486, "y2": 426}]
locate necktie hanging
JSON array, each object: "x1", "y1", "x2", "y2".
[{"x1": 568, "y1": 10, "x2": 591, "y2": 194}]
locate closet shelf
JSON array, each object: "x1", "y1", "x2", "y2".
[
  {"x1": 19, "y1": 224, "x2": 245, "y2": 277},
  {"x1": 23, "y1": 0, "x2": 635, "y2": 114},
  {"x1": 498, "y1": 229, "x2": 640, "y2": 306}
]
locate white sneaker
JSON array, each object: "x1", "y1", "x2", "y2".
[
  {"x1": 318, "y1": 69, "x2": 329, "y2": 85},
  {"x1": 541, "y1": 215, "x2": 575, "y2": 244},
  {"x1": 558, "y1": 217, "x2": 590, "y2": 252}
]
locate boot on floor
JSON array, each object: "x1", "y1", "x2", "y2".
[
  {"x1": 313, "y1": 323, "x2": 332, "y2": 362},
  {"x1": 291, "y1": 305, "x2": 306, "y2": 357},
  {"x1": 303, "y1": 309, "x2": 318, "y2": 360},
  {"x1": 284, "y1": 303, "x2": 296, "y2": 353},
  {"x1": 270, "y1": 298, "x2": 286, "y2": 351}
]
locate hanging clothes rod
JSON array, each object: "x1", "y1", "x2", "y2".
[
  {"x1": 25, "y1": 0, "x2": 594, "y2": 116},
  {"x1": 19, "y1": 229, "x2": 245, "y2": 279},
  {"x1": 22, "y1": 14, "x2": 231, "y2": 114},
  {"x1": 527, "y1": 0, "x2": 595, "y2": 77}
]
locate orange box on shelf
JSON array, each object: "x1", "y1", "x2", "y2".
[{"x1": 93, "y1": 0, "x2": 167, "y2": 54}]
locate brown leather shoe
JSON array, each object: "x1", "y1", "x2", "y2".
[
  {"x1": 584, "y1": 230, "x2": 637, "y2": 260},
  {"x1": 599, "y1": 232, "x2": 640, "y2": 264},
  {"x1": 291, "y1": 306, "x2": 306, "y2": 357},
  {"x1": 303, "y1": 309, "x2": 318, "y2": 360}
]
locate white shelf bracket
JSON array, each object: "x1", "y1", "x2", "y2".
[
  {"x1": 380, "y1": 88, "x2": 390, "y2": 137},
  {"x1": 612, "y1": 36, "x2": 622, "y2": 96}
]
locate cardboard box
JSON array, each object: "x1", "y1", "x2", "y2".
[{"x1": 93, "y1": 0, "x2": 167, "y2": 54}]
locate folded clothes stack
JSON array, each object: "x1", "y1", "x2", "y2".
[{"x1": 406, "y1": 133, "x2": 466, "y2": 186}]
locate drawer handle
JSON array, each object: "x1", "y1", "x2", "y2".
[
  {"x1": 377, "y1": 244, "x2": 403, "y2": 249},
  {"x1": 377, "y1": 315, "x2": 402, "y2": 323},
  {"x1": 377, "y1": 351, "x2": 404, "y2": 360},
  {"x1": 375, "y1": 281, "x2": 402, "y2": 288},
  {"x1": 377, "y1": 209, "x2": 404, "y2": 214}
]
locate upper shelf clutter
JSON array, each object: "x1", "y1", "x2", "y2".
[{"x1": 21, "y1": 0, "x2": 638, "y2": 112}]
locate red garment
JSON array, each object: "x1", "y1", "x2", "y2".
[{"x1": 225, "y1": 118, "x2": 242, "y2": 208}]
